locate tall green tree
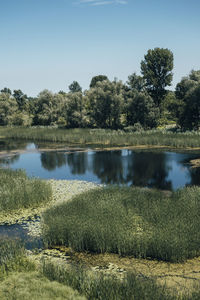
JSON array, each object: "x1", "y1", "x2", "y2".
[
  {"x1": 85, "y1": 80, "x2": 123, "y2": 129},
  {"x1": 141, "y1": 48, "x2": 173, "y2": 107},
  {"x1": 175, "y1": 70, "x2": 200, "y2": 100},
  {"x1": 0, "y1": 92, "x2": 18, "y2": 125},
  {"x1": 178, "y1": 85, "x2": 200, "y2": 130},
  {"x1": 68, "y1": 81, "x2": 82, "y2": 93},
  {"x1": 126, "y1": 73, "x2": 145, "y2": 92},
  {"x1": 13, "y1": 89, "x2": 27, "y2": 111},
  {"x1": 1, "y1": 87, "x2": 12, "y2": 95},
  {"x1": 125, "y1": 91, "x2": 159, "y2": 129},
  {"x1": 33, "y1": 90, "x2": 66, "y2": 125},
  {"x1": 64, "y1": 92, "x2": 84, "y2": 128},
  {"x1": 89, "y1": 75, "x2": 108, "y2": 88}
]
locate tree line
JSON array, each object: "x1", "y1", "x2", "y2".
[{"x1": 0, "y1": 47, "x2": 200, "y2": 130}]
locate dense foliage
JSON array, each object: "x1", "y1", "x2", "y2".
[
  {"x1": 42, "y1": 186, "x2": 200, "y2": 262},
  {"x1": 0, "y1": 48, "x2": 199, "y2": 130}
]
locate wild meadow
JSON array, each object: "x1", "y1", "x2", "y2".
[
  {"x1": 42, "y1": 186, "x2": 200, "y2": 262},
  {"x1": 1, "y1": 127, "x2": 200, "y2": 148},
  {"x1": 0, "y1": 168, "x2": 52, "y2": 213}
]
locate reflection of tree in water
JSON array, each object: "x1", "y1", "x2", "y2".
[
  {"x1": 41, "y1": 152, "x2": 67, "y2": 171},
  {"x1": 175, "y1": 153, "x2": 200, "y2": 187},
  {"x1": 92, "y1": 151, "x2": 125, "y2": 184},
  {"x1": 126, "y1": 152, "x2": 172, "y2": 190},
  {"x1": 67, "y1": 152, "x2": 88, "y2": 174},
  {"x1": 0, "y1": 155, "x2": 20, "y2": 166},
  {"x1": 188, "y1": 167, "x2": 200, "y2": 186},
  {"x1": 0, "y1": 140, "x2": 27, "y2": 151}
]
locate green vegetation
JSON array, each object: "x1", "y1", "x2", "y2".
[
  {"x1": 42, "y1": 186, "x2": 200, "y2": 262},
  {"x1": 0, "y1": 168, "x2": 52, "y2": 212},
  {"x1": 2, "y1": 127, "x2": 200, "y2": 149},
  {"x1": 0, "y1": 239, "x2": 33, "y2": 278},
  {"x1": 141, "y1": 48, "x2": 174, "y2": 107},
  {"x1": 0, "y1": 272, "x2": 85, "y2": 300},
  {"x1": 0, "y1": 48, "x2": 199, "y2": 130},
  {"x1": 42, "y1": 260, "x2": 175, "y2": 300},
  {"x1": 0, "y1": 239, "x2": 84, "y2": 300}
]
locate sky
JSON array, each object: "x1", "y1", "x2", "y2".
[{"x1": 0, "y1": 0, "x2": 200, "y2": 96}]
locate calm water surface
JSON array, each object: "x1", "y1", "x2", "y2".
[{"x1": 1, "y1": 141, "x2": 200, "y2": 190}]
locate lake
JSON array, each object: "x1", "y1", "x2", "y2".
[{"x1": 1, "y1": 141, "x2": 200, "y2": 190}]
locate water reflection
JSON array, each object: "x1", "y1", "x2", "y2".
[
  {"x1": 41, "y1": 152, "x2": 68, "y2": 171},
  {"x1": 125, "y1": 152, "x2": 172, "y2": 189},
  {"x1": 67, "y1": 152, "x2": 88, "y2": 174},
  {"x1": 1, "y1": 143, "x2": 200, "y2": 190}
]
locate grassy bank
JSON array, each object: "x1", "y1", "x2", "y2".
[
  {"x1": 0, "y1": 168, "x2": 52, "y2": 213},
  {"x1": 0, "y1": 239, "x2": 85, "y2": 300},
  {"x1": 1, "y1": 127, "x2": 200, "y2": 148},
  {"x1": 42, "y1": 260, "x2": 176, "y2": 300},
  {"x1": 1, "y1": 239, "x2": 200, "y2": 299},
  {"x1": 42, "y1": 186, "x2": 200, "y2": 262}
]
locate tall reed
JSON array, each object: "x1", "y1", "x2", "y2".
[
  {"x1": 1, "y1": 127, "x2": 200, "y2": 148},
  {"x1": 42, "y1": 186, "x2": 200, "y2": 262},
  {"x1": 0, "y1": 168, "x2": 52, "y2": 212},
  {"x1": 42, "y1": 260, "x2": 175, "y2": 300}
]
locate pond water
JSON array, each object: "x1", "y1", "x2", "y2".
[{"x1": 1, "y1": 141, "x2": 200, "y2": 191}]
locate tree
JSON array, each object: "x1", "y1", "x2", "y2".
[
  {"x1": 175, "y1": 70, "x2": 200, "y2": 100},
  {"x1": 0, "y1": 92, "x2": 18, "y2": 125},
  {"x1": 13, "y1": 89, "x2": 27, "y2": 111},
  {"x1": 89, "y1": 75, "x2": 108, "y2": 88},
  {"x1": 125, "y1": 91, "x2": 159, "y2": 129},
  {"x1": 1, "y1": 87, "x2": 12, "y2": 95},
  {"x1": 141, "y1": 48, "x2": 173, "y2": 107},
  {"x1": 64, "y1": 92, "x2": 84, "y2": 128},
  {"x1": 126, "y1": 73, "x2": 145, "y2": 92},
  {"x1": 178, "y1": 85, "x2": 200, "y2": 130},
  {"x1": 85, "y1": 80, "x2": 123, "y2": 129},
  {"x1": 33, "y1": 90, "x2": 66, "y2": 125},
  {"x1": 68, "y1": 81, "x2": 82, "y2": 93}
]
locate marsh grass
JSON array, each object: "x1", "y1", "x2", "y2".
[
  {"x1": 0, "y1": 271, "x2": 86, "y2": 300},
  {"x1": 0, "y1": 239, "x2": 34, "y2": 278},
  {"x1": 1, "y1": 127, "x2": 200, "y2": 148},
  {"x1": 0, "y1": 240, "x2": 84, "y2": 300},
  {"x1": 42, "y1": 260, "x2": 175, "y2": 300},
  {"x1": 0, "y1": 168, "x2": 52, "y2": 212},
  {"x1": 42, "y1": 186, "x2": 200, "y2": 262}
]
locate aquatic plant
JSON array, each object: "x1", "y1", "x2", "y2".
[
  {"x1": 42, "y1": 260, "x2": 175, "y2": 300},
  {"x1": 1, "y1": 127, "x2": 200, "y2": 148},
  {"x1": 0, "y1": 168, "x2": 52, "y2": 212},
  {"x1": 42, "y1": 186, "x2": 200, "y2": 262},
  {"x1": 0, "y1": 239, "x2": 34, "y2": 278}
]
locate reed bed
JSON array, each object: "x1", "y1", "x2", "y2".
[
  {"x1": 0, "y1": 239, "x2": 34, "y2": 278},
  {"x1": 42, "y1": 259, "x2": 200, "y2": 300},
  {"x1": 0, "y1": 168, "x2": 52, "y2": 212},
  {"x1": 42, "y1": 186, "x2": 200, "y2": 262},
  {"x1": 1, "y1": 127, "x2": 200, "y2": 148},
  {"x1": 42, "y1": 260, "x2": 175, "y2": 300}
]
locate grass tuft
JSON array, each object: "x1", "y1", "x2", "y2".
[{"x1": 0, "y1": 168, "x2": 52, "y2": 213}]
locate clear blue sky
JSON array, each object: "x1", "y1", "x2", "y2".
[{"x1": 0, "y1": 0, "x2": 199, "y2": 96}]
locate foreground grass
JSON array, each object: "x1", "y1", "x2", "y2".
[
  {"x1": 1, "y1": 240, "x2": 200, "y2": 299},
  {"x1": 42, "y1": 186, "x2": 200, "y2": 262},
  {"x1": 1, "y1": 127, "x2": 200, "y2": 148},
  {"x1": 0, "y1": 239, "x2": 33, "y2": 279},
  {"x1": 0, "y1": 272, "x2": 86, "y2": 300},
  {"x1": 42, "y1": 260, "x2": 176, "y2": 300},
  {"x1": 0, "y1": 168, "x2": 52, "y2": 213},
  {"x1": 0, "y1": 239, "x2": 85, "y2": 300}
]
